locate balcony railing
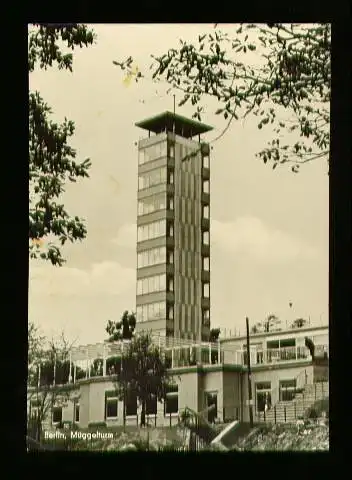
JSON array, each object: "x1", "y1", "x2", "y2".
[{"x1": 236, "y1": 346, "x2": 315, "y2": 366}]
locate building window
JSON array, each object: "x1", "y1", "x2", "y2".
[
  {"x1": 169, "y1": 145, "x2": 175, "y2": 158},
  {"x1": 168, "y1": 171, "x2": 174, "y2": 184},
  {"x1": 137, "y1": 246, "x2": 166, "y2": 269},
  {"x1": 146, "y1": 395, "x2": 157, "y2": 415},
  {"x1": 202, "y1": 309, "x2": 210, "y2": 326},
  {"x1": 203, "y1": 155, "x2": 210, "y2": 168},
  {"x1": 138, "y1": 193, "x2": 167, "y2": 216},
  {"x1": 137, "y1": 274, "x2": 167, "y2": 296},
  {"x1": 137, "y1": 220, "x2": 166, "y2": 242},
  {"x1": 203, "y1": 231, "x2": 209, "y2": 245},
  {"x1": 279, "y1": 379, "x2": 297, "y2": 402},
  {"x1": 52, "y1": 407, "x2": 63, "y2": 424},
  {"x1": 203, "y1": 205, "x2": 209, "y2": 219},
  {"x1": 138, "y1": 167, "x2": 167, "y2": 190},
  {"x1": 168, "y1": 251, "x2": 174, "y2": 264},
  {"x1": 139, "y1": 141, "x2": 167, "y2": 165},
  {"x1": 165, "y1": 385, "x2": 178, "y2": 415},
  {"x1": 168, "y1": 197, "x2": 174, "y2": 210},
  {"x1": 205, "y1": 391, "x2": 217, "y2": 423},
  {"x1": 106, "y1": 397, "x2": 118, "y2": 419},
  {"x1": 203, "y1": 180, "x2": 210, "y2": 194},
  {"x1": 255, "y1": 382, "x2": 272, "y2": 413},
  {"x1": 168, "y1": 277, "x2": 174, "y2": 292},
  {"x1": 169, "y1": 223, "x2": 174, "y2": 237},
  {"x1": 203, "y1": 256, "x2": 210, "y2": 271},
  {"x1": 136, "y1": 302, "x2": 166, "y2": 323},
  {"x1": 75, "y1": 404, "x2": 80, "y2": 423},
  {"x1": 168, "y1": 305, "x2": 174, "y2": 319},
  {"x1": 203, "y1": 282, "x2": 210, "y2": 298},
  {"x1": 126, "y1": 391, "x2": 137, "y2": 416}
]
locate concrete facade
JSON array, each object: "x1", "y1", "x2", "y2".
[{"x1": 135, "y1": 113, "x2": 212, "y2": 341}]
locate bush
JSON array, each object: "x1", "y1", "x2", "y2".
[
  {"x1": 307, "y1": 408, "x2": 318, "y2": 420},
  {"x1": 88, "y1": 422, "x2": 107, "y2": 429}
]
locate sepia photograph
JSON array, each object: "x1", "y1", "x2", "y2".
[{"x1": 28, "y1": 23, "x2": 329, "y2": 452}]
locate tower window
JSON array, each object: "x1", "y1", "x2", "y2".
[
  {"x1": 203, "y1": 283, "x2": 210, "y2": 298},
  {"x1": 203, "y1": 180, "x2": 210, "y2": 194},
  {"x1": 203, "y1": 205, "x2": 209, "y2": 219},
  {"x1": 203, "y1": 156, "x2": 210, "y2": 168},
  {"x1": 203, "y1": 231, "x2": 209, "y2": 245},
  {"x1": 203, "y1": 257, "x2": 210, "y2": 271}
]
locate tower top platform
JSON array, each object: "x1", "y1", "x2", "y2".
[{"x1": 135, "y1": 111, "x2": 213, "y2": 139}]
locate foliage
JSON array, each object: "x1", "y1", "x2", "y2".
[
  {"x1": 27, "y1": 323, "x2": 77, "y2": 440},
  {"x1": 291, "y1": 317, "x2": 308, "y2": 329},
  {"x1": 106, "y1": 310, "x2": 136, "y2": 341},
  {"x1": 114, "y1": 23, "x2": 330, "y2": 173},
  {"x1": 209, "y1": 328, "x2": 221, "y2": 342},
  {"x1": 112, "y1": 333, "x2": 172, "y2": 427},
  {"x1": 251, "y1": 314, "x2": 282, "y2": 333},
  {"x1": 305, "y1": 336, "x2": 315, "y2": 359},
  {"x1": 29, "y1": 24, "x2": 96, "y2": 266},
  {"x1": 235, "y1": 422, "x2": 329, "y2": 451}
]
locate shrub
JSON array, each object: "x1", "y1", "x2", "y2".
[{"x1": 88, "y1": 422, "x2": 107, "y2": 429}]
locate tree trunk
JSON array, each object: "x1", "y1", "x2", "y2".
[{"x1": 140, "y1": 400, "x2": 146, "y2": 428}]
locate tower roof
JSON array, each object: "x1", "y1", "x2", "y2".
[{"x1": 135, "y1": 111, "x2": 213, "y2": 138}]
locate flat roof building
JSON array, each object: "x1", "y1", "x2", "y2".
[{"x1": 135, "y1": 111, "x2": 213, "y2": 341}]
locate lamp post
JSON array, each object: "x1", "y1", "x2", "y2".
[{"x1": 246, "y1": 317, "x2": 254, "y2": 428}]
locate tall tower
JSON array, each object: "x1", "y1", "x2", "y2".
[{"x1": 135, "y1": 111, "x2": 213, "y2": 341}]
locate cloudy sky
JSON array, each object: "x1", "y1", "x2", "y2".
[{"x1": 28, "y1": 24, "x2": 329, "y2": 345}]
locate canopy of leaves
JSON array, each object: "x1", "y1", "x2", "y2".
[
  {"x1": 106, "y1": 310, "x2": 137, "y2": 341},
  {"x1": 291, "y1": 318, "x2": 308, "y2": 329},
  {"x1": 113, "y1": 333, "x2": 171, "y2": 423},
  {"x1": 251, "y1": 314, "x2": 282, "y2": 333},
  {"x1": 209, "y1": 328, "x2": 221, "y2": 342},
  {"x1": 27, "y1": 323, "x2": 77, "y2": 439},
  {"x1": 29, "y1": 24, "x2": 96, "y2": 266},
  {"x1": 114, "y1": 23, "x2": 330, "y2": 173}
]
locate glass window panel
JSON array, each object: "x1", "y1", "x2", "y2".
[
  {"x1": 203, "y1": 257, "x2": 210, "y2": 271},
  {"x1": 203, "y1": 180, "x2": 209, "y2": 194},
  {"x1": 203, "y1": 205, "x2": 209, "y2": 219},
  {"x1": 203, "y1": 231, "x2": 209, "y2": 245},
  {"x1": 203, "y1": 283, "x2": 210, "y2": 298},
  {"x1": 106, "y1": 399, "x2": 118, "y2": 418},
  {"x1": 52, "y1": 407, "x2": 62, "y2": 424},
  {"x1": 203, "y1": 156, "x2": 209, "y2": 168}
]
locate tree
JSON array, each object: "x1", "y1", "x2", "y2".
[
  {"x1": 209, "y1": 328, "x2": 220, "y2": 364},
  {"x1": 29, "y1": 24, "x2": 96, "y2": 266},
  {"x1": 209, "y1": 328, "x2": 221, "y2": 342},
  {"x1": 112, "y1": 333, "x2": 171, "y2": 427},
  {"x1": 106, "y1": 310, "x2": 137, "y2": 341},
  {"x1": 251, "y1": 314, "x2": 282, "y2": 333},
  {"x1": 114, "y1": 23, "x2": 330, "y2": 173},
  {"x1": 305, "y1": 336, "x2": 315, "y2": 360},
  {"x1": 291, "y1": 318, "x2": 308, "y2": 329},
  {"x1": 27, "y1": 323, "x2": 77, "y2": 441}
]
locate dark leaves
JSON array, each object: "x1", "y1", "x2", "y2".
[{"x1": 29, "y1": 24, "x2": 94, "y2": 266}]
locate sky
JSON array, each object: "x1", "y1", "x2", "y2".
[{"x1": 28, "y1": 24, "x2": 329, "y2": 346}]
